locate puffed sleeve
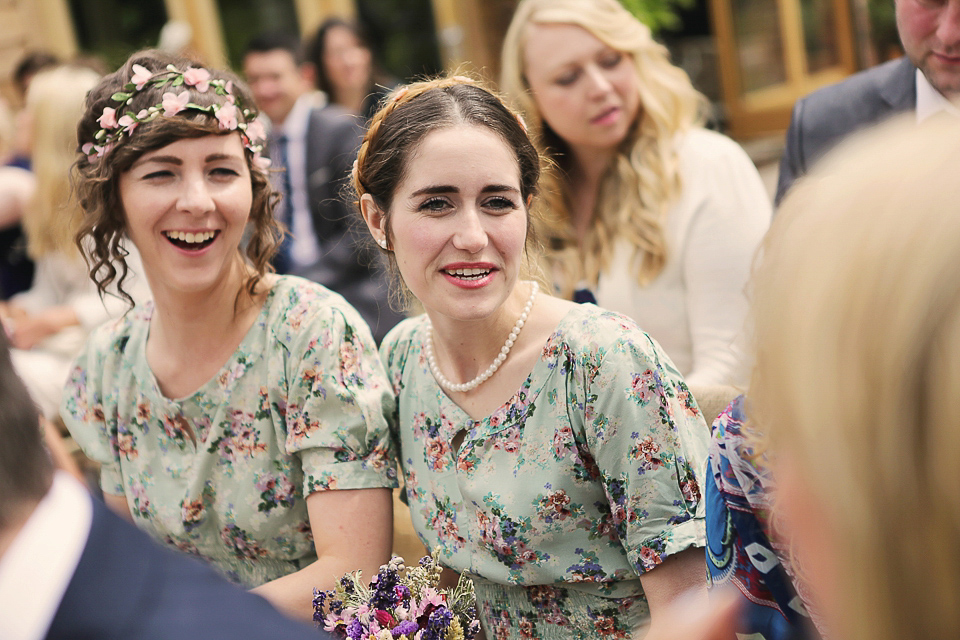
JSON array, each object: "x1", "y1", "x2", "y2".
[
  {"x1": 580, "y1": 320, "x2": 709, "y2": 574},
  {"x1": 277, "y1": 298, "x2": 398, "y2": 496},
  {"x1": 59, "y1": 320, "x2": 127, "y2": 496}
]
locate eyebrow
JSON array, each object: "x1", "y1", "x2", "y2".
[
  {"x1": 132, "y1": 152, "x2": 242, "y2": 168},
  {"x1": 410, "y1": 184, "x2": 521, "y2": 197}
]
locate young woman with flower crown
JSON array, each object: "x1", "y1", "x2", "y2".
[
  {"x1": 61, "y1": 50, "x2": 398, "y2": 622},
  {"x1": 356, "y1": 76, "x2": 710, "y2": 639}
]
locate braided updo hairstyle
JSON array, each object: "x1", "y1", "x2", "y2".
[
  {"x1": 72, "y1": 49, "x2": 283, "y2": 307},
  {"x1": 352, "y1": 75, "x2": 544, "y2": 307}
]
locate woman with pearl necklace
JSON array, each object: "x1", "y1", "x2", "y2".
[{"x1": 356, "y1": 76, "x2": 710, "y2": 639}]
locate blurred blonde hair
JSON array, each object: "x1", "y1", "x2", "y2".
[
  {"x1": 500, "y1": 0, "x2": 707, "y2": 296},
  {"x1": 750, "y1": 114, "x2": 960, "y2": 640},
  {"x1": 24, "y1": 65, "x2": 100, "y2": 260}
]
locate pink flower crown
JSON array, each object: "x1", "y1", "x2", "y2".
[{"x1": 83, "y1": 63, "x2": 270, "y2": 168}]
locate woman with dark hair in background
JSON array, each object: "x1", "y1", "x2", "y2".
[{"x1": 305, "y1": 17, "x2": 395, "y2": 121}]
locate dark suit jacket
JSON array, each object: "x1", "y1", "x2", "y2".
[
  {"x1": 45, "y1": 497, "x2": 328, "y2": 640},
  {"x1": 273, "y1": 104, "x2": 403, "y2": 343},
  {"x1": 775, "y1": 56, "x2": 917, "y2": 206}
]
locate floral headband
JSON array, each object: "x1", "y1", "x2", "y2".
[{"x1": 83, "y1": 63, "x2": 269, "y2": 167}]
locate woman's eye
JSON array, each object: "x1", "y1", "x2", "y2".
[
  {"x1": 418, "y1": 197, "x2": 450, "y2": 213},
  {"x1": 142, "y1": 170, "x2": 173, "y2": 180},
  {"x1": 210, "y1": 167, "x2": 241, "y2": 178},
  {"x1": 484, "y1": 196, "x2": 518, "y2": 212},
  {"x1": 555, "y1": 69, "x2": 580, "y2": 86},
  {"x1": 599, "y1": 51, "x2": 623, "y2": 69}
]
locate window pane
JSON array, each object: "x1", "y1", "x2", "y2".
[{"x1": 732, "y1": 0, "x2": 787, "y2": 93}]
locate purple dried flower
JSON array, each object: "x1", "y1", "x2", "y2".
[
  {"x1": 346, "y1": 617, "x2": 364, "y2": 640},
  {"x1": 422, "y1": 607, "x2": 454, "y2": 640},
  {"x1": 392, "y1": 620, "x2": 419, "y2": 636}
]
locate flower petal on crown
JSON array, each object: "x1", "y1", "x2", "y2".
[
  {"x1": 131, "y1": 64, "x2": 153, "y2": 90},
  {"x1": 98, "y1": 107, "x2": 118, "y2": 129},
  {"x1": 245, "y1": 117, "x2": 266, "y2": 143},
  {"x1": 183, "y1": 67, "x2": 211, "y2": 93},
  {"x1": 162, "y1": 90, "x2": 190, "y2": 117},
  {"x1": 215, "y1": 103, "x2": 239, "y2": 130}
]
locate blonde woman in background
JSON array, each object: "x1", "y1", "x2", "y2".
[
  {"x1": 747, "y1": 115, "x2": 960, "y2": 640},
  {"x1": 501, "y1": 0, "x2": 770, "y2": 387},
  {"x1": 0, "y1": 65, "x2": 149, "y2": 419}
]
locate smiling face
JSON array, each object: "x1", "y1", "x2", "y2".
[
  {"x1": 242, "y1": 49, "x2": 309, "y2": 125},
  {"x1": 522, "y1": 22, "x2": 641, "y2": 157},
  {"x1": 118, "y1": 133, "x2": 253, "y2": 300},
  {"x1": 363, "y1": 125, "x2": 528, "y2": 324},
  {"x1": 897, "y1": 0, "x2": 960, "y2": 97}
]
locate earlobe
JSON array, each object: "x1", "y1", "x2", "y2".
[{"x1": 359, "y1": 193, "x2": 388, "y2": 248}]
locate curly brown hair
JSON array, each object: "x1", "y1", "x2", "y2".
[
  {"x1": 72, "y1": 49, "x2": 282, "y2": 307},
  {"x1": 352, "y1": 75, "x2": 544, "y2": 308}
]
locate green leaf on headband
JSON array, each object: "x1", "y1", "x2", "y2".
[
  {"x1": 111, "y1": 92, "x2": 131, "y2": 102},
  {"x1": 172, "y1": 76, "x2": 184, "y2": 87}
]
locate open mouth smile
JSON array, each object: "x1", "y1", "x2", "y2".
[
  {"x1": 444, "y1": 267, "x2": 492, "y2": 281},
  {"x1": 163, "y1": 230, "x2": 219, "y2": 250}
]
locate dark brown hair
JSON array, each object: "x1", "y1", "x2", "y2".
[
  {"x1": 72, "y1": 49, "x2": 282, "y2": 306},
  {"x1": 353, "y1": 76, "x2": 543, "y2": 303},
  {"x1": 0, "y1": 327, "x2": 51, "y2": 528}
]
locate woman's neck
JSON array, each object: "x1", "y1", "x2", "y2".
[
  {"x1": 427, "y1": 282, "x2": 534, "y2": 385},
  {"x1": 145, "y1": 262, "x2": 265, "y2": 398},
  {"x1": 334, "y1": 85, "x2": 369, "y2": 115},
  {"x1": 566, "y1": 147, "x2": 614, "y2": 239}
]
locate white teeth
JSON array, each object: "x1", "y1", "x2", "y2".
[
  {"x1": 165, "y1": 231, "x2": 216, "y2": 244},
  {"x1": 447, "y1": 267, "x2": 490, "y2": 279}
]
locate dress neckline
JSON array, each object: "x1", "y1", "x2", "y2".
[
  {"x1": 135, "y1": 280, "x2": 279, "y2": 406},
  {"x1": 426, "y1": 305, "x2": 587, "y2": 432}
]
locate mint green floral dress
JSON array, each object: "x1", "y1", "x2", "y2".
[
  {"x1": 62, "y1": 276, "x2": 398, "y2": 587},
  {"x1": 381, "y1": 304, "x2": 709, "y2": 639}
]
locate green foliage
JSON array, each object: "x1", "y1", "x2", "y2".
[{"x1": 619, "y1": 0, "x2": 695, "y2": 33}]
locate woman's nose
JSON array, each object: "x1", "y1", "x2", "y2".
[
  {"x1": 584, "y1": 65, "x2": 614, "y2": 98},
  {"x1": 452, "y1": 208, "x2": 488, "y2": 253},
  {"x1": 177, "y1": 175, "x2": 215, "y2": 215}
]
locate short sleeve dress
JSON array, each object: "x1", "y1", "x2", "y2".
[
  {"x1": 381, "y1": 304, "x2": 709, "y2": 639},
  {"x1": 61, "y1": 275, "x2": 399, "y2": 587}
]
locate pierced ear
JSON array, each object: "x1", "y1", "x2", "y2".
[{"x1": 359, "y1": 193, "x2": 388, "y2": 248}]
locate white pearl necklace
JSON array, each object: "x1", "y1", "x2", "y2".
[{"x1": 425, "y1": 281, "x2": 539, "y2": 393}]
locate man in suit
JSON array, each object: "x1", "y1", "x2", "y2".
[
  {"x1": 775, "y1": 0, "x2": 960, "y2": 205},
  {"x1": 243, "y1": 33, "x2": 402, "y2": 343},
  {"x1": 0, "y1": 329, "x2": 329, "y2": 639}
]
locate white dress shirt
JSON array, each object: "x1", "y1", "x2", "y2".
[
  {"x1": 274, "y1": 94, "x2": 322, "y2": 269},
  {"x1": 915, "y1": 69, "x2": 960, "y2": 123},
  {"x1": 0, "y1": 472, "x2": 92, "y2": 640}
]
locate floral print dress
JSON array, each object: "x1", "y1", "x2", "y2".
[
  {"x1": 381, "y1": 304, "x2": 708, "y2": 639},
  {"x1": 62, "y1": 275, "x2": 398, "y2": 587}
]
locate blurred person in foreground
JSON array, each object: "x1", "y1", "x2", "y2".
[
  {"x1": 61, "y1": 49, "x2": 397, "y2": 622},
  {"x1": 242, "y1": 32, "x2": 401, "y2": 342},
  {"x1": 749, "y1": 114, "x2": 960, "y2": 640},
  {"x1": 0, "y1": 65, "x2": 149, "y2": 421},
  {"x1": 500, "y1": 0, "x2": 771, "y2": 388},
  {"x1": 0, "y1": 325, "x2": 330, "y2": 639},
  {"x1": 305, "y1": 18, "x2": 396, "y2": 122}
]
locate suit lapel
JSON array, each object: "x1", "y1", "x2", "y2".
[{"x1": 880, "y1": 56, "x2": 918, "y2": 113}]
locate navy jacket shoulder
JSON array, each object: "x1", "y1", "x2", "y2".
[
  {"x1": 775, "y1": 57, "x2": 916, "y2": 205},
  {"x1": 45, "y1": 497, "x2": 327, "y2": 640}
]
